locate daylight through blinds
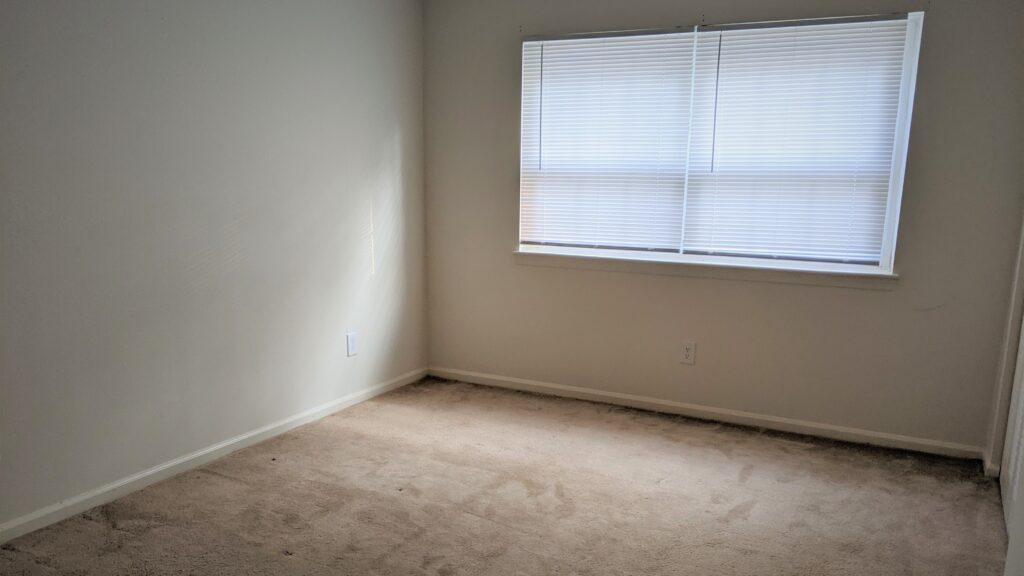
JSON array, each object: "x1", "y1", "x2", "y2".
[{"x1": 519, "y1": 15, "x2": 921, "y2": 268}]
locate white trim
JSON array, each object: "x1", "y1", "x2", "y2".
[
  {"x1": 986, "y1": 460, "x2": 1002, "y2": 478},
  {"x1": 878, "y1": 11, "x2": 923, "y2": 272},
  {"x1": 1001, "y1": 308, "x2": 1024, "y2": 512},
  {"x1": 517, "y1": 15, "x2": 923, "y2": 277},
  {"x1": 516, "y1": 244, "x2": 899, "y2": 278},
  {"x1": 988, "y1": 209, "x2": 1024, "y2": 479},
  {"x1": 0, "y1": 368, "x2": 427, "y2": 545},
  {"x1": 429, "y1": 366, "x2": 983, "y2": 461},
  {"x1": 677, "y1": 25, "x2": 700, "y2": 253}
]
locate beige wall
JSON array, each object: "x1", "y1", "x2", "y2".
[
  {"x1": 1, "y1": 0, "x2": 1021, "y2": 542},
  {"x1": 425, "y1": 0, "x2": 1024, "y2": 454},
  {"x1": 0, "y1": 0, "x2": 426, "y2": 526}
]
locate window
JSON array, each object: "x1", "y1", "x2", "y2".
[{"x1": 518, "y1": 13, "x2": 923, "y2": 275}]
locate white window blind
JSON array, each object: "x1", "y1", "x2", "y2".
[{"x1": 519, "y1": 13, "x2": 923, "y2": 274}]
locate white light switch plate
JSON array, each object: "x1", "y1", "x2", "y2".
[{"x1": 346, "y1": 332, "x2": 359, "y2": 357}]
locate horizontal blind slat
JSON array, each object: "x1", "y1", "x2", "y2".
[
  {"x1": 520, "y1": 17, "x2": 914, "y2": 263},
  {"x1": 520, "y1": 32, "x2": 695, "y2": 249}
]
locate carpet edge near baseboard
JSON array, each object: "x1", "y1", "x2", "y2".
[
  {"x1": 428, "y1": 366, "x2": 986, "y2": 466},
  {"x1": 0, "y1": 367, "x2": 429, "y2": 545}
]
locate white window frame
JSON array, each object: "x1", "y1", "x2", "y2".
[{"x1": 516, "y1": 13, "x2": 924, "y2": 277}]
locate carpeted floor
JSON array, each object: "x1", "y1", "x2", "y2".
[{"x1": 0, "y1": 378, "x2": 1007, "y2": 575}]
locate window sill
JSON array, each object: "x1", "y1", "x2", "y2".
[{"x1": 513, "y1": 244, "x2": 899, "y2": 290}]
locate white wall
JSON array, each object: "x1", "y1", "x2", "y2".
[
  {"x1": 0, "y1": 0, "x2": 426, "y2": 529},
  {"x1": 425, "y1": 0, "x2": 1024, "y2": 455}
]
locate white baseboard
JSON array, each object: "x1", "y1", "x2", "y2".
[
  {"x1": 0, "y1": 368, "x2": 427, "y2": 545},
  {"x1": 429, "y1": 367, "x2": 984, "y2": 462},
  {"x1": 984, "y1": 452, "x2": 1001, "y2": 478}
]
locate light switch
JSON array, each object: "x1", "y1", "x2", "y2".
[{"x1": 346, "y1": 332, "x2": 359, "y2": 357}]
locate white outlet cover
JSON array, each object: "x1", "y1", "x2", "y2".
[
  {"x1": 681, "y1": 341, "x2": 696, "y2": 365},
  {"x1": 346, "y1": 332, "x2": 359, "y2": 357}
]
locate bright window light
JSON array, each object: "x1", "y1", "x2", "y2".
[{"x1": 518, "y1": 13, "x2": 923, "y2": 275}]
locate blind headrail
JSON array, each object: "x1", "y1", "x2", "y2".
[{"x1": 522, "y1": 12, "x2": 909, "y2": 42}]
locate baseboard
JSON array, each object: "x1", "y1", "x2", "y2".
[
  {"x1": 429, "y1": 367, "x2": 984, "y2": 462},
  {"x1": 0, "y1": 368, "x2": 427, "y2": 545},
  {"x1": 984, "y1": 452, "x2": 1001, "y2": 478}
]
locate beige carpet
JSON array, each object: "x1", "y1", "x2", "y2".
[{"x1": 1, "y1": 378, "x2": 1007, "y2": 575}]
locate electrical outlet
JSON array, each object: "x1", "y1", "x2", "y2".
[
  {"x1": 681, "y1": 341, "x2": 696, "y2": 365},
  {"x1": 346, "y1": 332, "x2": 359, "y2": 357}
]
